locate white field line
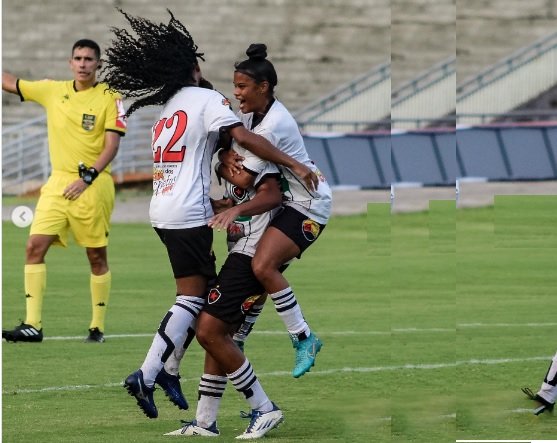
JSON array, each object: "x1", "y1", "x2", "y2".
[
  {"x1": 459, "y1": 322, "x2": 557, "y2": 328},
  {"x1": 3, "y1": 355, "x2": 552, "y2": 395},
  {"x1": 42, "y1": 322, "x2": 557, "y2": 341}
]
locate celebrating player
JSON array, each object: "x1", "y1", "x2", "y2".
[
  {"x1": 2, "y1": 39, "x2": 127, "y2": 344},
  {"x1": 166, "y1": 128, "x2": 285, "y2": 438},
  {"x1": 101, "y1": 8, "x2": 317, "y2": 424},
  {"x1": 220, "y1": 43, "x2": 333, "y2": 378}
]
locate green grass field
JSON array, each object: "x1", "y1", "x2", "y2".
[{"x1": 3, "y1": 196, "x2": 557, "y2": 442}]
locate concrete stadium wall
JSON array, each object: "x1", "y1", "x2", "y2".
[
  {"x1": 4, "y1": 1, "x2": 556, "y2": 124},
  {"x1": 393, "y1": 0, "x2": 557, "y2": 91},
  {"x1": 1, "y1": 0, "x2": 389, "y2": 124},
  {"x1": 457, "y1": 0, "x2": 557, "y2": 84}
]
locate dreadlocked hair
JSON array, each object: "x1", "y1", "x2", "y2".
[{"x1": 101, "y1": 8, "x2": 205, "y2": 116}]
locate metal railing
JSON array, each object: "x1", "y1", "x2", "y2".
[
  {"x1": 293, "y1": 62, "x2": 390, "y2": 124},
  {"x1": 457, "y1": 110, "x2": 557, "y2": 126},
  {"x1": 457, "y1": 32, "x2": 557, "y2": 101},
  {"x1": 2, "y1": 107, "x2": 160, "y2": 195},
  {"x1": 392, "y1": 57, "x2": 455, "y2": 106},
  {"x1": 3, "y1": 116, "x2": 50, "y2": 194}
]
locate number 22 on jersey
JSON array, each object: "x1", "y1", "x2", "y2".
[{"x1": 152, "y1": 110, "x2": 188, "y2": 163}]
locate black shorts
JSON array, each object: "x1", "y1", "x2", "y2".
[
  {"x1": 154, "y1": 226, "x2": 217, "y2": 281},
  {"x1": 269, "y1": 205, "x2": 326, "y2": 255},
  {"x1": 203, "y1": 253, "x2": 266, "y2": 325}
]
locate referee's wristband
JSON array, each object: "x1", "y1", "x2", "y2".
[{"x1": 82, "y1": 167, "x2": 99, "y2": 185}]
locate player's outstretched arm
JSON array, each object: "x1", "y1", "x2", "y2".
[
  {"x1": 229, "y1": 125, "x2": 318, "y2": 192},
  {"x1": 208, "y1": 177, "x2": 282, "y2": 231},
  {"x1": 2, "y1": 72, "x2": 19, "y2": 94}
]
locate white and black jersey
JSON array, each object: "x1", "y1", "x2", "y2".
[
  {"x1": 224, "y1": 144, "x2": 281, "y2": 257},
  {"x1": 150, "y1": 87, "x2": 241, "y2": 229},
  {"x1": 238, "y1": 99, "x2": 332, "y2": 225}
]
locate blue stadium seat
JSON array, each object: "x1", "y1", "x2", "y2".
[
  {"x1": 500, "y1": 128, "x2": 556, "y2": 179},
  {"x1": 391, "y1": 133, "x2": 446, "y2": 185},
  {"x1": 457, "y1": 129, "x2": 509, "y2": 180},
  {"x1": 324, "y1": 135, "x2": 389, "y2": 188}
]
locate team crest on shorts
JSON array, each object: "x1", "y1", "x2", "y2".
[
  {"x1": 208, "y1": 288, "x2": 221, "y2": 304},
  {"x1": 241, "y1": 295, "x2": 261, "y2": 314},
  {"x1": 82, "y1": 114, "x2": 96, "y2": 131},
  {"x1": 302, "y1": 219, "x2": 320, "y2": 242}
]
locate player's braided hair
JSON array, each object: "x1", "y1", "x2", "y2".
[{"x1": 101, "y1": 8, "x2": 204, "y2": 116}]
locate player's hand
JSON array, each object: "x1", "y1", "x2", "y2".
[
  {"x1": 210, "y1": 197, "x2": 234, "y2": 214},
  {"x1": 63, "y1": 178, "x2": 88, "y2": 200},
  {"x1": 208, "y1": 206, "x2": 241, "y2": 231},
  {"x1": 291, "y1": 161, "x2": 318, "y2": 192},
  {"x1": 219, "y1": 149, "x2": 244, "y2": 176}
]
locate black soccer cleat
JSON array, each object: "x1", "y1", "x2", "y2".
[
  {"x1": 155, "y1": 367, "x2": 188, "y2": 410},
  {"x1": 84, "y1": 327, "x2": 105, "y2": 343},
  {"x1": 522, "y1": 387, "x2": 555, "y2": 415},
  {"x1": 2, "y1": 322, "x2": 43, "y2": 343},
  {"x1": 124, "y1": 369, "x2": 158, "y2": 418}
]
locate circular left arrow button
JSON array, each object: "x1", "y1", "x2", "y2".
[{"x1": 11, "y1": 206, "x2": 34, "y2": 228}]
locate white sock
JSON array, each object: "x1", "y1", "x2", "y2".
[
  {"x1": 227, "y1": 359, "x2": 272, "y2": 412},
  {"x1": 196, "y1": 374, "x2": 227, "y2": 428},
  {"x1": 164, "y1": 325, "x2": 196, "y2": 376},
  {"x1": 269, "y1": 287, "x2": 310, "y2": 338},
  {"x1": 141, "y1": 295, "x2": 204, "y2": 386}
]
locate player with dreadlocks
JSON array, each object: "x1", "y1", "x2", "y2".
[{"x1": 102, "y1": 9, "x2": 302, "y2": 437}]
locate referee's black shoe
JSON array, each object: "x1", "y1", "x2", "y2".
[
  {"x1": 85, "y1": 327, "x2": 105, "y2": 343},
  {"x1": 522, "y1": 387, "x2": 555, "y2": 415},
  {"x1": 2, "y1": 322, "x2": 43, "y2": 343}
]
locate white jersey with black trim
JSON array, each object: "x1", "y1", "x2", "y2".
[
  {"x1": 149, "y1": 87, "x2": 241, "y2": 229},
  {"x1": 224, "y1": 144, "x2": 281, "y2": 257},
  {"x1": 238, "y1": 99, "x2": 332, "y2": 225}
]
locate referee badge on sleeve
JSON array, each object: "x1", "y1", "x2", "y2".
[{"x1": 82, "y1": 114, "x2": 96, "y2": 131}]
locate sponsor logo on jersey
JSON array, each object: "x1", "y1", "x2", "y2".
[
  {"x1": 241, "y1": 295, "x2": 261, "y2": 315},
  {"x1": 153, "y1": 167, "x2": 164, "y2": 181},
  {"x1": 302, "y1": 219, "x2": 320, "y2": 242},
  {"x1": 82, "y1": 114, "x2": 96, "y2": 131},
  {"x1": 208, "y1": 288, "x2": 221, "y2": 304}
]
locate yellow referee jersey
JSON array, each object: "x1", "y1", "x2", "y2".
[{"x1": 17, "y1": 80, "x2": 127, "y2": 174}]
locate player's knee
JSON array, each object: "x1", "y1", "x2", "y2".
[
  {"x1": 86, "y1": 248, "x2": 108, "y2": 274},
  {"x1": 195, "y1": 326, "x2": 214, "y2": 350},
  {"x1": 251, "y1": 256, "x2": 274, "y2": 281},
  {"x1": 25, "y1": 238, "x2": 48, "y2": 262}
]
